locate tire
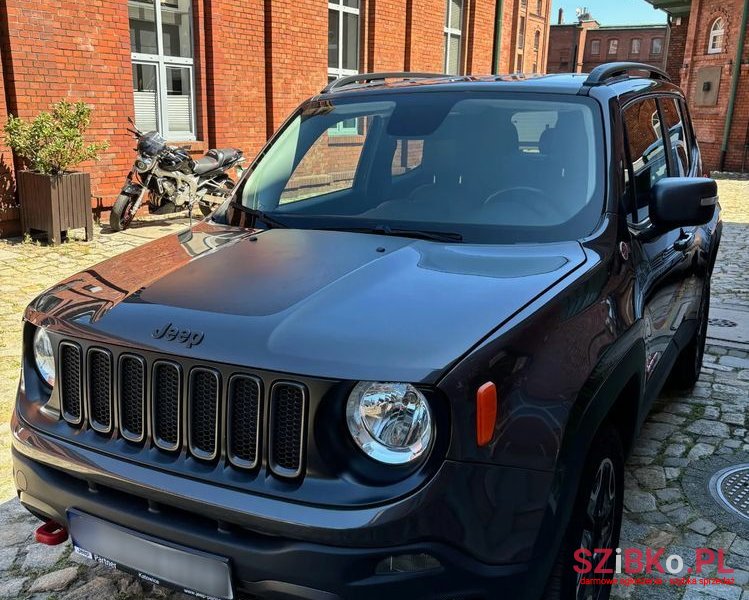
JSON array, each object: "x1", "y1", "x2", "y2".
[
  {"x1": 668, "y1": 279, "x2": 710, "y2": 390},
  {"x1": 199, "y1": 179, "x2": 235, "y2": 217},
  {"x1": 543, "y1": 425, "x2": 624, "y2": 600},
  {"x1": 109, "y1": 193, "x2": 138, "y2": 232}
]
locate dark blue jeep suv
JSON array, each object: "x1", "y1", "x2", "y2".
[{"x1": 12, "y1": 62, "x2": 721, "y2": 600}]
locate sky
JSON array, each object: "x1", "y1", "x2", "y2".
[{"x1": 551, "y1": 0, "x2": 668, "y2": 26}]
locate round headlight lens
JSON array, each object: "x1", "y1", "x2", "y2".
[
  {"x1": 33, "y1": 328, "x2": 55, "y2": 387},
  {"x1": 346, "y1": 382, "x2": 433, "y2": 465}
]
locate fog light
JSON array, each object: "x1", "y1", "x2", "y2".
[{"x1": 375, "y1": 553, "x2": 441, "y2": 575}]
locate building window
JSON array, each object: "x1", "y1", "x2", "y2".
[
  {"x1": 536, "y1": 0, "x2": 543, "y2": 14},
  {"x1": 590, "y1": 39, "x2": 600, "y2": 55},
  {"x1": 532, "y1": 61, "x2": 538, "y2": 73},
  {"x1": 129, "y1": 0, "x2": 196, "y2": 140},
  {"x1": 651, "y1": 37, "x2": 663, "y2": 55},
  {"x1": 518, "y1": 16, "x2": 526, "y2": 48},
  {"x1": 516, "y1": 53, "x2": 523, "y2": 73},
  {"x1": 631, "y1": 38, "x2": 641, "y2": 54},
  {"x1": 608, "y1": 39, "x2": 619, "y2": 55},
  {"x1": 444, "y1": 0, "x2": 463, "y2": 75},
  {"x1": 708, "y1": 17, "x2": 725, "y2": 54},
  {"x1": 328, "y1": 0, "x2": 360, "y2": 79},
  {"x1": 533, "y1": 30, "x2": 541, "y2": 50}
]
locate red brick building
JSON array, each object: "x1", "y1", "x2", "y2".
[
  {"x1": 646, "y1": 0, "x2": 749, "y2": 173},
  {"x1": 546, "y1": 9, "x2": 668, "y2": 74},
  {"x1": 0, "y1": 0, "x2": 551, "y2": 237}
]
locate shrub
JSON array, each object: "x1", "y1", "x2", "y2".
[{"x1": 4, "y1": 100, "x2": 109, "y2": 175}]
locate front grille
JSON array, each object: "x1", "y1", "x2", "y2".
[
  {"x1": 152, "y1": 361, "x2": 181, "y2": 451},
  {"x1": 269, "y1": 382, "x2": 307, "y2": 477},
  {"x1": 56, "y1": 341, "x2": 309, "y2": 479},
  {"x1": 87, "y1": 349, "x2": 112, "y2": 432},
  {"x1": 59, "y1": 342, "x2": 83, "y2": 424},
  {"x1": 188, "y1": 368, "x2": 220, "y2": 460}
]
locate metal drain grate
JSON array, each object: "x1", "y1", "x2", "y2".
[{"x1": 710, "y1": 465, "x2": 749, "y2": 521}]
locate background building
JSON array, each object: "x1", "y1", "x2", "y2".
[
  {"x1": 646, "y1": 0, "x2": 749, "y2": 173},
  {"x1": 546, "y1": 8, "x2": 668, "y2": 73},
  {"x1": 0, "y1": 0, "x2": 551, "y2": 237}
]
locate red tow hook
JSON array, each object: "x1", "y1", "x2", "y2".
[{"x1": 34, "y1": 520, "x2": 68, "y2": 545}]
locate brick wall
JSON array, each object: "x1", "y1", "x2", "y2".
[
  {"x1": 678, "y1": 0, "x2": 749, "y2": 172},
  {"x1": 666, "y1": 16, "x2": 689, "y2": 84},
  {"x1": 0, "y1": 0, "x2": 552, "y2": 237},
  {"x1": 581, "y1": 27, "x2": 668, "y2": 71}
]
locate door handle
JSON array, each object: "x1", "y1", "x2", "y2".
[{"x1": 673, "y1": 231, "x2": 695, "y2": 252}]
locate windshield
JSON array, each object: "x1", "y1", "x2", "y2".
[{"x1": 236, "y1": 91, "x2": 604, "y2": 243}]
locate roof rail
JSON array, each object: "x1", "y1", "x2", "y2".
[
  {"x1": 321, "y1": 72, "x2": 449, "y2": 93},
  {"x1": 583, "y1": 62, "x2": 671, "y2": 87}
]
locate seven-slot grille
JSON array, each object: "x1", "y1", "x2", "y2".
[{"x1": 57, "y1": 342, "x2": 308, "y2": 478}]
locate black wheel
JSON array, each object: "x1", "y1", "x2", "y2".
[
  {"x1": 668, "y1": 280, "x2": 710, "y2": 390},
  {"x1": 109, "y1": 193, "x2": 138, "y2": 232},
  {"x1": 543, "y1": 426, "x2": 624, "y2": 600},
  {"x1": 199, "y1": 179, "x2": 235, "y2": 217}
]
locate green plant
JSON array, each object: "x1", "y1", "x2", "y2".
[{"x1": 4, "y1": 100, "x2": 109, "y2": 175}]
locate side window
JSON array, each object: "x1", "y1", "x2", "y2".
[
  {"x1": 280, "y1": 118, "x2": 369, "y2": 204},
  {"x1": 659, "y1": 98, "x2": 691, "y2": 176},
  {"x1": 391, "y1": 139, "x2": 424, "y2": 176},
  {"x1": 623, "y1": 98, "x2": 668, "y2": 223}
]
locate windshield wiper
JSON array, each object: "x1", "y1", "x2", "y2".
[
  {"x1": 327, "y1": 224, "x2": 463, "y2": 243},
  {"x1": 229, "y1": 201, "x2": 289, "y2": 229}
]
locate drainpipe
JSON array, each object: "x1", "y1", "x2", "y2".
[
  {"x1": 492, "y1": 0, "x2": 504, "y2": 74},
  {"x1": 719, "y1": 0, "x2": 749, "y2": 171}
]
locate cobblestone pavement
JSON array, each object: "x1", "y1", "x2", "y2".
[{"x1": 0, "y1": 180, "x2": 747, "y2": 599}]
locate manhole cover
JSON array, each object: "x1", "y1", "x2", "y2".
[
  {"x1": 710, "y1": 465, "x2": 749, "y2": 521},
  {"x1": 708, "y1": 318, "x2": 739, "y2": 328}
]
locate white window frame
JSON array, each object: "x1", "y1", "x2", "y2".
[
  {"x1": 444, "y1": 0, "x2": 463, "y2": 75},
  {"x1": 590, "y1": 39, "x2": 600, "y2": 55},
  {"x1": 631, "y1": 38, "x2": 641, "y2": 54},
  {"x1": 328, "y1": 1, "x2": 360, "y2": 136},
  {"x1": 129, "y1": 0, "x2": 197, "y2": 141},
  {"x1": 708, "y1": 18, "x2": 724, "y2": 54},
  {"x1": 651, "y1": 37, "x2": 663, "y2": 55},
  {"x1": 608, "y1": 39, "x2": 619, "y2": 55}
]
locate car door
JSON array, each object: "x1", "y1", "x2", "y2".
[{"x1": 622, "y1": 95, "x2": 699, "y2": 389}]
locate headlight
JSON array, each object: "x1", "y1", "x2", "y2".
[
  {"x1": 134, "y1": 155, "x2": 152, "y2": 173},
  {"x1": 346, "y1": 382, "x2": 433, "y2": 465},
  {"x1": 33, "y1": 328, "x2": 55, "y2": 387}
]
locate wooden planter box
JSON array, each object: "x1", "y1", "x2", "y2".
[{"x1": 18, "y1": 171, "x2": 93, "y2": 244}]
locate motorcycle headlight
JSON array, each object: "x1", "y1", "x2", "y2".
[
  {"x1": 33, "y1": 328, "x2": 55, "y2": 387},
  {"x1": 346, "y1": 382, "x2": 433, "y2": 465},
  {"x1": 135, "y1": 155, "x2": 152, "y2": 173}
]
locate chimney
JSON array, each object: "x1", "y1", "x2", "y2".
[{"x1": 558, "y1": 7, "x2": 564, "y2": 24}]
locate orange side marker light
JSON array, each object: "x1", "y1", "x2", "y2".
[{"x1": 476, "y1": 382, "x2": 498, "y2": 447}]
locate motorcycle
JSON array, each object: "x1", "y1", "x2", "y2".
[{"x1": 111, "y1": 119, "x2": 244, "y2": 231}]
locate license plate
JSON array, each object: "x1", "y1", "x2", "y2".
[{"x1": 67, "y1": 510, "x2": 234, "y2": 600}]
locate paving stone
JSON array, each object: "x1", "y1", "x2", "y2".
[
  {"x1": 731, "y1": 538, "x2": 749, "y2": 558},
  {"x1": 688, "y1": 443, "x2": 717, "y2": 460},
  {"x1": 0, "y1": 546, "x2": 18, "y2": 571},
  {"x1": 634, "y1": 466, "x2": 667, "y2": 490},
  {"x1": 664, "y1": 506, "x2": 695, "y2": 525},
  {"x1": 719, "y1": 356, "x2": 749, "y2": 369},
  {"x1": 723, "y1": 413, "x2": 746, "y2": 426},
  {"x1": 21, "y1": 542, "x2": 69, "y2": 571},
  {"x1": 704, "y1": 406, "x2": 721, "y2": 419},
  {"x1": 682, "y1": 587, "x2": 742, "y2": 600},
  {"x1": 665, "y1": 444, "x2": 687, "y2": 457},
  {"x1": 62, "y1": 576, "x2": 117, "y2": 600},
  {"x1": 0, "y1": 576, "x2": 28, "y2": 598},
  {"x1": 652, "y1": 412, "x2": 688, "y2": 425},
  {"x1": 708, "y1": 531, "x2": 737, "y2": 551},
  {"x1": 624, "y1": 490, "x2": 657, "y2": 513},
  {"x1": 28, "y1": 567, "x2": 79, "y2": 593},
  {"x1": 656, "y1": 488, "x2": 683, "y2": 503},
  {"x1": 643, "y1": 528, "x2": 676, "y2": 547},
  {"x1": 687, "y1": 420, "x2": 731, "y2": 438},
  {"x1": 665, "y1": 467, "x2": 683, "y2": 481},
  {"x1": 688, "y1": 518, "x2": 718, "y2": 536}
]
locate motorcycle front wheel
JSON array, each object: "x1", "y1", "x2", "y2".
[
  {"x1": 198, "y1": 179, "x2": 235, "y2": 217},
  {"x1": 110, "y1": 193, "x2": 139, "y2": 232}
]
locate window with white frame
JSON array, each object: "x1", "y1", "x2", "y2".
[
  {"x1": 631, "y1": 38, "x2": 641, "y2": 54},
  {"x1": 444, "y1": 0, "x2": 464, "y2": 75},
  {"x1": 708, "y1": 17, "x2": 724, "y2": 54},
  {"x1": 129, "y1": 0, "x2": 196, "y2": 140},
  {"x1": 651, "y1": 37, "x2": 663, "y2": 55},
  {"x1": 590, "y1": 39, "x2": 600, "y2": 55},
  {"x1": 328, "y1": 0, "x2": 360, "y2": 134},
  {"x1": 608, "y1": 39, "x2": 619, "y2": 55}
]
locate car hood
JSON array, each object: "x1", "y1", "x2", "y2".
[{"x1": 29, "y1": 222, "x2": 588, "y2": 382}]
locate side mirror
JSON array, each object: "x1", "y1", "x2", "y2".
[{"x1": 650, "y1": 177, "x2": 718, "y2": 231}]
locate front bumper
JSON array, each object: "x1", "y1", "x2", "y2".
[{"x1": 12, "y1": 413, "x2": 548, "y2": 599}]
